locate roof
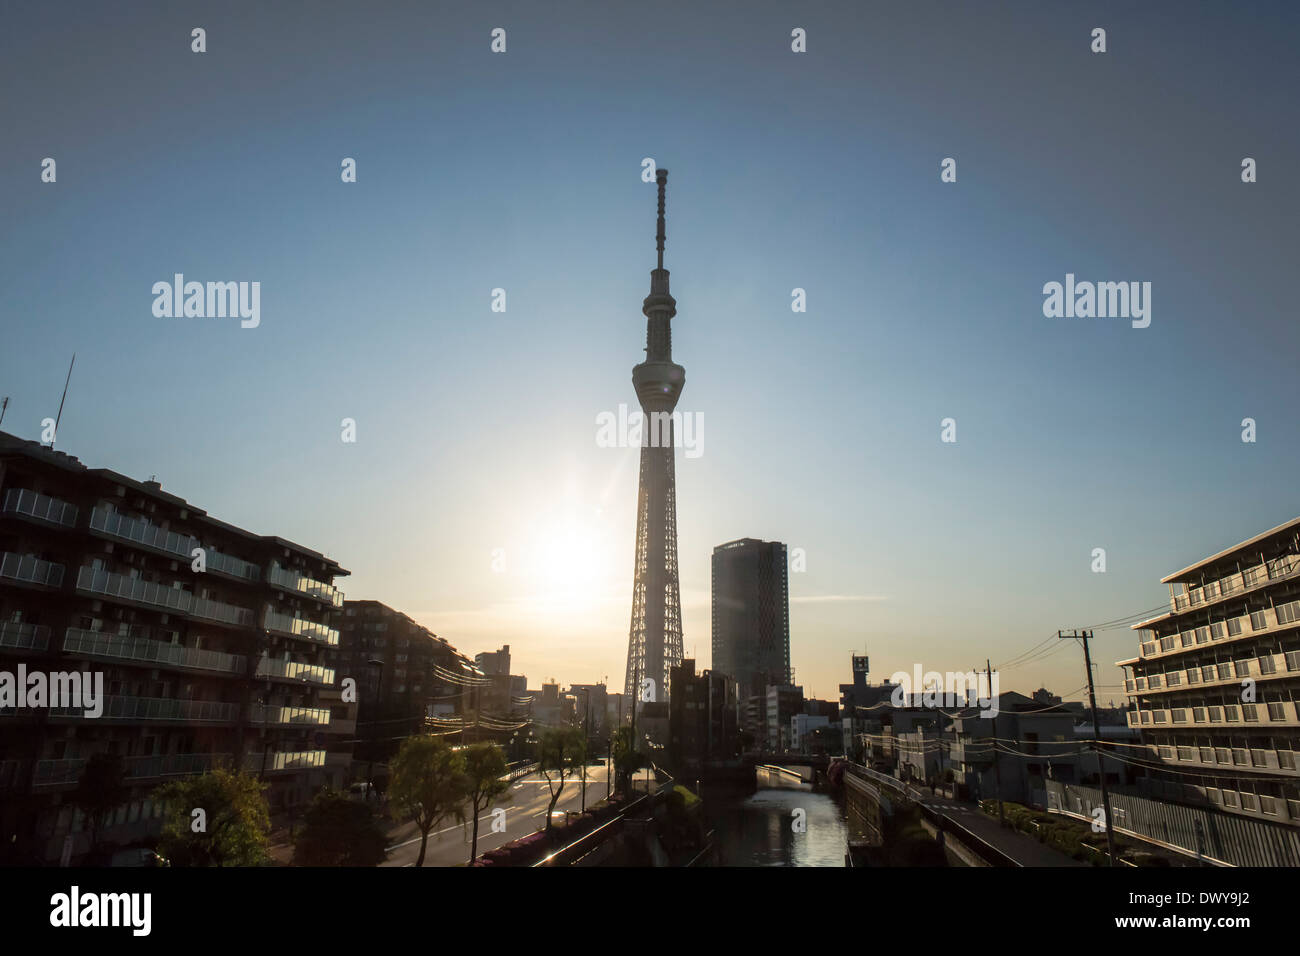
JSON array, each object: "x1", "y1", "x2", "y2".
[
  {"x1": 0, "y1": 429, "x2": 348, "y2": 574},
  {"x1": 1160, "y1": 515, "x2": 1300, "y2": 584}
]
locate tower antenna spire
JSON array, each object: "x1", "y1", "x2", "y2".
[{"x1": 655, "y1": 168, "x2": 668, "y2": 270}]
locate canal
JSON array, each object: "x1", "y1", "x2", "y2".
[{"x1": 704, "y1": 771, "x2": 849, "y2": 867}]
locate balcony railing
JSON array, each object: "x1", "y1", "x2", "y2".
[
  {"x1": 254, "y1": 656, "x2": 335, "y2": 686},
  {"x1": 77, "y1": 567, "x2": 255, "y2": 626},
  {"x1": 62, "y1": 627, "x2": 246, "y2": 675},
  {"x1": 205, "y1": 549, "x2": 262, "y2": 582},
  {"x1": 191, "y1": 595, "x2": 257, "y2": 628},
  {"x1": 267, "y1": 562, "x2": 343, "y2": 607},
  {"x1": 1, "y1": 489, "x2": 79, "y2": 527},
  {"x1": 31, "y1": 752, "x2": 229, "y2": 788},
  {"x1": 77, "y1": 566, "x2": 189, "y2": 611},
  {"x1": 89, "y1": 506, "x2": 196, "y2": 559},
  {"x1": 251, "y1": 704, "x2": 331, "y2": 727},
  {"x1": 244, "y1": 750, "x2": 327, "y2": 773},
  {"x1": 0, "y1": 552, "x2": 65, "y2": 588},
  {"x1": 1171, "y1": 553, "x2": 1300, "y2": 612},
  {"x1": 1132, "y1": 700, "x2": 1300, "y2": 729},
  {"x1": 0, "y1": 621, "x2": 51, "y2": 653},
  {"x1": 263, "y1": 608, "x2": 339, "y2": 646},
  {"x1": 51, "y1": 695, "x2": 239, "y2": 723}
]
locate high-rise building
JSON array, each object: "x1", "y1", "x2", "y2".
[
  {"x1": 711, "y1": 538, "x2": 791, "y2": 707},
  {"x1": 1119, "y1": 515, "x2": 1300, "y2": 827},
  {"x1": 0, "y1": 431, "x2": 348, "y2": 864},
  {"x1": 624, "y1": 169, "x2": 686, "y2": 715}
]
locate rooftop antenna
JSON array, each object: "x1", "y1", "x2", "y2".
[
  {"x1": 655, "y1": 167, "x2": 668, "y2": 270},
  {"x1": 0, "y1": 396, "x2": 8, "y2": 428},
  {"x1": 52, "y1": 354, "x2": 75, "y2": 448}
]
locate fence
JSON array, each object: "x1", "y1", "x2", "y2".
[{"x1": 1042, "y1": 780, "x2": 1300, "y2": 867}]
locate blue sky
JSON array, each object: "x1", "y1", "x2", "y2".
[{"x1": 2, "y1": 0, "x2": 1297, "y2": 703}]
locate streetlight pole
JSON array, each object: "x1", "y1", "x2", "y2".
[{"x1": 366, "y1": 658, "x2": 385, "y2": 802}]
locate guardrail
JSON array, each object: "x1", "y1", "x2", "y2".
[
  {"x1": 532, "y1": 776, "x2": 670, "y2": 867},
  {"x1": 845, "y1": 762, "x2": 1019, "y2": 866}
]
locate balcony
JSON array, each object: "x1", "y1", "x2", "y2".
[
  {"x1": 255, "y1": 656, "x2": 335, "y2": 686},
  {"x1": 77, "y1": 566, "x2": 189, "y2": 612},
  {"x1": 76, "y1": 567, "x2": 256, "y2": 627},
  {"x1": 267, "y1": 562, "x2": 343, "y2": 607},
  {"x1": 263, "y1": 608, "x2": 339, "y2": 646},
  {"x1": 1, "y1": 488, "x2": 79, "y2": 528},
  {"x1": 62, "y1": 627, "x2": 246, "y2": 675},
  {"x1": 89, "y1": 506, "x2": 196, "y2": 559},
  {"x1": 1135, "y1": 605, "x2": 1299, "y2": 664},
  {"x1": 1125, "y1": 650, "x2": 1300, "y2": 698},
  {"x1": 205, "y1": 549, "x2": 262, "y2": 583},
  {"x1": 50, "y1": 695, "x2": 239, "y2": 724},
  {"x1": 251, "y1": 704, "x2": 331, "y2": 728},
  {"x1": 30, "y1": 752, "x2": 229, "y2": 788},
  {"x1": 191, "y1": 595, "x2": 257, "y2": 628},
  {"x1": 0, "y1": 621, "x2": 51, "y2": 653},
  {"x1": 1170, "y1": 552, "x2": 1300, "y2": 614},
  {"x1": 244, "y1": 750, "x2": 327, "y2": 774},
  {"x1": 0, "y1": 552, "x2": 65, "y2": 588},
  {"x1": 1131, "y1": 700, "x2": 1300, "y2": 730}
]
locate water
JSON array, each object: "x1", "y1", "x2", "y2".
[{"x1": 707, "y1": 784, "x2": 849, "y2": 867}]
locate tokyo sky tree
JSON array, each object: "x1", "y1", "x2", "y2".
[{"x1": 624, "y1": 168, "x2": 685, "y2": 715}]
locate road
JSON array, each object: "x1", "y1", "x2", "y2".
[{"x1": 380, "y1": 762, "x2": 612, "y2": 867}]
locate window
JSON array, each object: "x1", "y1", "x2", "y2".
[{"x1": 1227, "y1": 618, "x2": 1243, "y2": 636}]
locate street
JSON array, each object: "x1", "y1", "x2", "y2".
[{"x1": 380, "y1": 762, "x2": 612, "y2": 867}]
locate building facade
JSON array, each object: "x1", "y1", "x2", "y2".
[
  {"x1": 711, "y1": 538, "x2": 791, "y2": 718},
  {"x1": 1119, "y1": 515, "x2": 1300, "y2": 827},
  {"x1": 0, "y1": 431, "x2": 349, "y2": 863}
]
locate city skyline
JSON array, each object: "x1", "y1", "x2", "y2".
[{"x1": 2, "y1": 0, "x2": 1298, "y2": 705}]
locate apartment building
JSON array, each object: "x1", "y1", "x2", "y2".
[
  {"x1": 0, "y1": 431, "x2": 349, "y2": 863},
  {"x1": 332, "y1": 600, "x2": 474, "y2": 764},
  {"x1": 1119, "y1": 515, "x2": 1300, "y2": 826}
]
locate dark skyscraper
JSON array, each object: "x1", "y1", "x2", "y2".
[
  {"x1": 624, "y1": 169, "x2": 686, "y2": 714},
  {"x1": 711, "y1": 538, "x2": 791, "y2": 704}
]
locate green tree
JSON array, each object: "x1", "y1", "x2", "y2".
[
  {"x1": 388, "y1": 735, "x2": 467, "y2": 867},
  {"x1": 538, "y1": 726, "x2": 586, "y2": 832},
  {"x1": 462, "y1": 743, "x2": 510, "y2": 863},
  {"x1": 611, "y1": 726, "x2": 642, "y2": 795},
  {"x1": 292, "y1": 788, "x2": 388, "y2": 866},
  {"x1": 155, "y1": 768, "x2": 271, "y2": 866},
  {"x1": 74, "y1": 753, "x2": 127, "y2": 857}
]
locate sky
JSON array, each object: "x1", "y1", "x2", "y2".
[{"x1": 1, "y1": 0, "x2": 1297, "y2": 706}]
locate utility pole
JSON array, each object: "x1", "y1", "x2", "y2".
[
  {"x1": 1061, "y1": 629, "x2": 1116, "y2": 866},
  {"x1": 987, "y1": 659, "x2": 1004, "y2": 826}
]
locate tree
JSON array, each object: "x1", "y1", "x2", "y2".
[
  {"x1": 388, "y1": 735, "x2": 466, "y2": 867},
  {"x1": 74, "y1": 753, "x2": 127, "y2": 858},
  {"x1": 291, "y1": 787, "x2": 388, "y2": 866},
  {"x1": 462, "y1": 743, "x2": 510, "y2": 864},
  {"x1": 611, "y1": 725, "x2": 642, "y2": 795},
  {"x1": 155, "y1": 768, "x2": 271, "y2": 866},
  {"x1": 538, "y1": 726, "x2": 586, "y2": 832}
]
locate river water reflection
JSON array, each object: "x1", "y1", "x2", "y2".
[{"x1": 707, "y1": 782, "x2": 848, "y2": 867}]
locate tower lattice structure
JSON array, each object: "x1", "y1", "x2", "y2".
[{"x1": 624, "y1": 168, "x2": 685, "y2": 716}]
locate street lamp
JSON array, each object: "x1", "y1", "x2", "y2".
[{"x1": 366, "y1": 658, "x2": 385, "y2": 802}]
